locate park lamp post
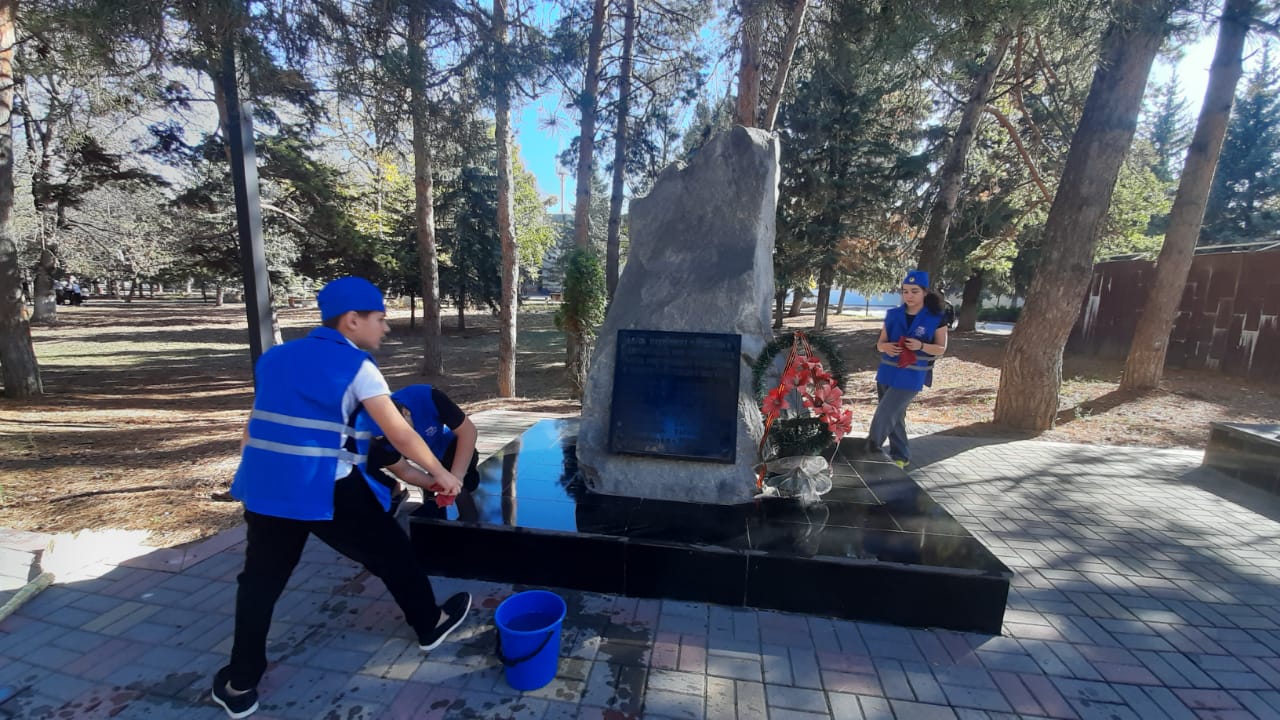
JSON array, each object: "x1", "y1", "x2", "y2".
[{"x1": 220, "y1": 35, "x2": 276, "y2": 369}]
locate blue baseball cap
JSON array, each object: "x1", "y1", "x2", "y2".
[
  {"x1": 317, "y1": 277, "x2": 386, "y2": 321},
  {"x1": 902, "y1": 270, "x2": 929, "y2": 289}
]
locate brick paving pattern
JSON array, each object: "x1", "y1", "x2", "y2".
[{"x1": 2, "y1": 414, "x2": 1279, "y2": 719}]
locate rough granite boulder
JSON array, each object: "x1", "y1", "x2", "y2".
[{"x1": 576, "y1": 126, "x2": 780, "y2": 504}]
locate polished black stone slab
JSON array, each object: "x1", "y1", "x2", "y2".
[
  {"x1": 409, "y1": 419, "x2": 1012, "y2": 634},
  {"x1": 1204, "y1": 422, "x2": 1280, "y2": 495},
  {"x1": 609, "y1": 330, "x2": 741, "y2": 463}
]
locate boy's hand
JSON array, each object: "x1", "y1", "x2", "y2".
[{"x1": 428, "y1": 470, "x2": 462, "y2": 496}]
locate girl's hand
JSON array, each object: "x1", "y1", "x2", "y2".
[
  {"x1": 903, "y1": 338, "x2": 923, "y2": 351},
  {"x1": 880, "y1": 343, "x2": 902, "y2": 356}
]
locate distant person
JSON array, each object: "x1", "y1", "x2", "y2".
[
  {"x1": 866, "y1": 270, "x2": 948, "y2": 469},
  {"x1": 210, "y1": 277, "x2": 471, "y2": 719},
  {"x1": 357, "y1": 385, "x2": 481, "y2": 513},
  {"x1": 69, "y1": 277, "x2": 83, "y2": 306}
]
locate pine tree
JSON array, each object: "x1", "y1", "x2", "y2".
[
  {"x1": 1202, "y1": 47, "x2": 1280, "y2": 246},
  {"x1": 1141, "y1": 75, "x2": 1193, "y2": 184}
]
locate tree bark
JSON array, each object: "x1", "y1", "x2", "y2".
[
  {"x1": 409, "y1": 1, "x2": 443, "y2": 376},
  {"x1": 573, "y1": 0, "x2": 609, "y2": 249},
  {"x1": 788, "y1": 286, "x2": 804, "y2": 317},
  {"x1": 735, "y1": 0, "x2": 763, "y2": 127},
  {"x1": 813, "y1": 269, "x2": 833, "y2": 330},
  {"x1": 605, "y1": 0, "x2": 635, "y2": 300},
  {"x1": 835, "y1": 285, "x2": 846, "y2": 315},
  {"x1": 956, "y1": 268, "x2": 983, "y2": 332},
  {"x1": 773, "y1": 286, "x2": 786, "y2": 328},
  {"x1": 994, "y1": 1, "x2": 1175, "y2": 431},
  {"x1": 0, "y1": 0, "x2": 42, "y2": 398},
  {"x1": 1122, "y1": 0, "x2": 1252, "y2": 390},
  {"x1": 495, "y1": 0, "x2": 518, "y2": 398},
  {"x1": 31, "y1": 248, "x2": 55, "y2": 322},
  {"x1": 762, "y1": 0, "x2": 808, "y2": 132},
  {"x1": 916, "y1": 34, "x2": 1010, "y2": 280}
]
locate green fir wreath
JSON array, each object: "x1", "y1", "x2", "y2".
[{"x1": 751, "y1": 332, "x2": 849, "y2": 458}]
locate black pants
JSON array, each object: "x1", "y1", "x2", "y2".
[{"x1": 223, "y1": 473, "x2": 440, "y2": 689}]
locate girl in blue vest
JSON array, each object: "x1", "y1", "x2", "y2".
[
  {"x1": 866, "y1": 270, "x2": 948, "y2": 469},
  {"x1": 211, "y1": 277, "x2": 470, "y2": 719}
]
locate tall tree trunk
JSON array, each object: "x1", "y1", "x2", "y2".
[
  {"x1": 495, "y1": 0, "x2": 518, "y2": 398},
  {"x1": 566, "y1": 0, "x2": 609, "y2": 386},
  {"x1": 956, "y1": 268, "x2": 983, "y2": 332},
  {"x1": 735, "y1": 0, "x2": 763, "y2": 127},
  {"x1": 788, "y1": 286, "x2": 804, "y2": 317},
  {"x1": 1122, "y1": 0, "x2": 1252, "y2": 390},
  {"x1": 773, "y1": 286, "x2": 786, "y2": 328},
  {"x1": 813, "y1": 269, "x2": 833, "y2": 330},
  {"x1": 0, "y1": 0, "x2": 41, "y2": 398},
  {"x1": 573, "y1": 0, "x2": 609, "y2": 249},
  {"x1": 409, "y1": 2, "x2": 443, "y2": 375},
  {"x1": 994, "y1": 1, "x2": 1175, "y2": 431},
  {"x1": 457, "y1": 291, "x2": 466, "y2": 331},
  {"x1": 761, "y1": 0, "x2": 808, "y2": 131},
  {"x1": 21, "y1": 84, "x2": 58, "y2": 325},
  {"x1": 31, "y1": 248, "x2": 55, "y2": 322},
  {"x1": 916, "y1": 33, "x2": 1010, "y2": 280},
  {"x1": 835, "y1": 285, "x2": 846, "y2": 315},
  {"x1": 606, "y1": 0, "x2": 635, "y2": 300}
]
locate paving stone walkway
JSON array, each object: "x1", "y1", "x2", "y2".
[{"x1": 2, "y1": 413, "x2": 1279, "y2": 719}]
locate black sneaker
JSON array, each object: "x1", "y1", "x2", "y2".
[
  {"x1": 419, "y1": 592, "x2": 472, "y2": 651},
  {"x1": 211, "y1": 667, "x2": 259, "y2": 719}
]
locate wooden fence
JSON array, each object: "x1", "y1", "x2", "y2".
[{"x1": 1067, "y1": 250, "x2": 1280, "y2": 379}]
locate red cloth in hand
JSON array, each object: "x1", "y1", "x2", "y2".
[
  {"x1": 427, "y1": 484, "x2": 457, "y2": 507},
  {"x1": 896, "y1": 338, "x2": 917, "y2": 368}
]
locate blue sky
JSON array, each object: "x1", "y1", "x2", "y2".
[{"x1": 510, "y1": 21, "x2": 1259, "y2": 216}]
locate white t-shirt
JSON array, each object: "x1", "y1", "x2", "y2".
[{"x1": 336, "y1": 348, "x2": 391, "y2": 479}]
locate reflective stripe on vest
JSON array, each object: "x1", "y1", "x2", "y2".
[
  {"x1": 250, "y1": 408, "x2": 373, "y2": 439},
  {"x1": 879, "y1": 356, "x2": 937, "y2": 371},
  {"x1": 243, "y1": 437, "x2": 367, "y2": 465}
]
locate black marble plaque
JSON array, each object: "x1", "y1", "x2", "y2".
[{"x1": 608, "y1": 329, "x2": 742, "y2": 463}]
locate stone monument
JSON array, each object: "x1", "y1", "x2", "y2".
[{"x1": 576, "y1": 126, "x2": 780, "y2": 504}]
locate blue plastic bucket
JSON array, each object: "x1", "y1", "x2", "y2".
[{"x1": 494, "y1": 590, "x2": 566, "y2": 691}]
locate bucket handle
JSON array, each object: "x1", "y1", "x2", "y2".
[{"x1": 495, "y1": 628, "x2": 555, "y2": 668}]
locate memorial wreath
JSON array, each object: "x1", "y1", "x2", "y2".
[{"x1": 751, "y1": 331, "x2": 853, "y2": 481}]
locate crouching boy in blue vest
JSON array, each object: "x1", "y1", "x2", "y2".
[
  {"x1": 211, "y1": 277, "x2": 470, "y2": 719},
  {"x1": 358, "y1": 384, "x2": 481, "y2": 513}
]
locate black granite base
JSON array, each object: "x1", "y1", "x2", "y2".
[
  {"x1": 1204, "y1": 422, "x2": 1280, "y2": 496},
  {"x1": 410, "y1": 419, "x2": 1012, "y2": 634}
]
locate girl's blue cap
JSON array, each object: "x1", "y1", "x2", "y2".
[{"x1": 902, "y1": 270, "x2": 929, "y2": 288}]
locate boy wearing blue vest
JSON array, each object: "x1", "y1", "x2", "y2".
[
  {"x1": 211, "y1": 277, "x2": 470, "y2": 719},
  {"x1": 866, "y1": 270, "x2": 948, "y2": 469},
  {"x1": 358, "y1": 384, "x2": 481, "y2": 510}
]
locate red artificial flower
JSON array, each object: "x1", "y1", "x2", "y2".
[
  {"x1": 827, "y1": 408, "x2": 854, "y2": 441},
  {"x1": 762, "y1": 385, "x2": 789, "y2": 417},
  {"x1": 811, "y1": 381, "x2": 842, "y2": 405}
]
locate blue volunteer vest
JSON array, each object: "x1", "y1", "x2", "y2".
[
  {"x1": 353, "y1": 384, "x2": 455, "y2": 511},
  {"x1": 230, "y1": 327, "x2": 375, "y2": 520},
  {"x1": 875, "y1": 305, "x2": 942, "y2": 392}
]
